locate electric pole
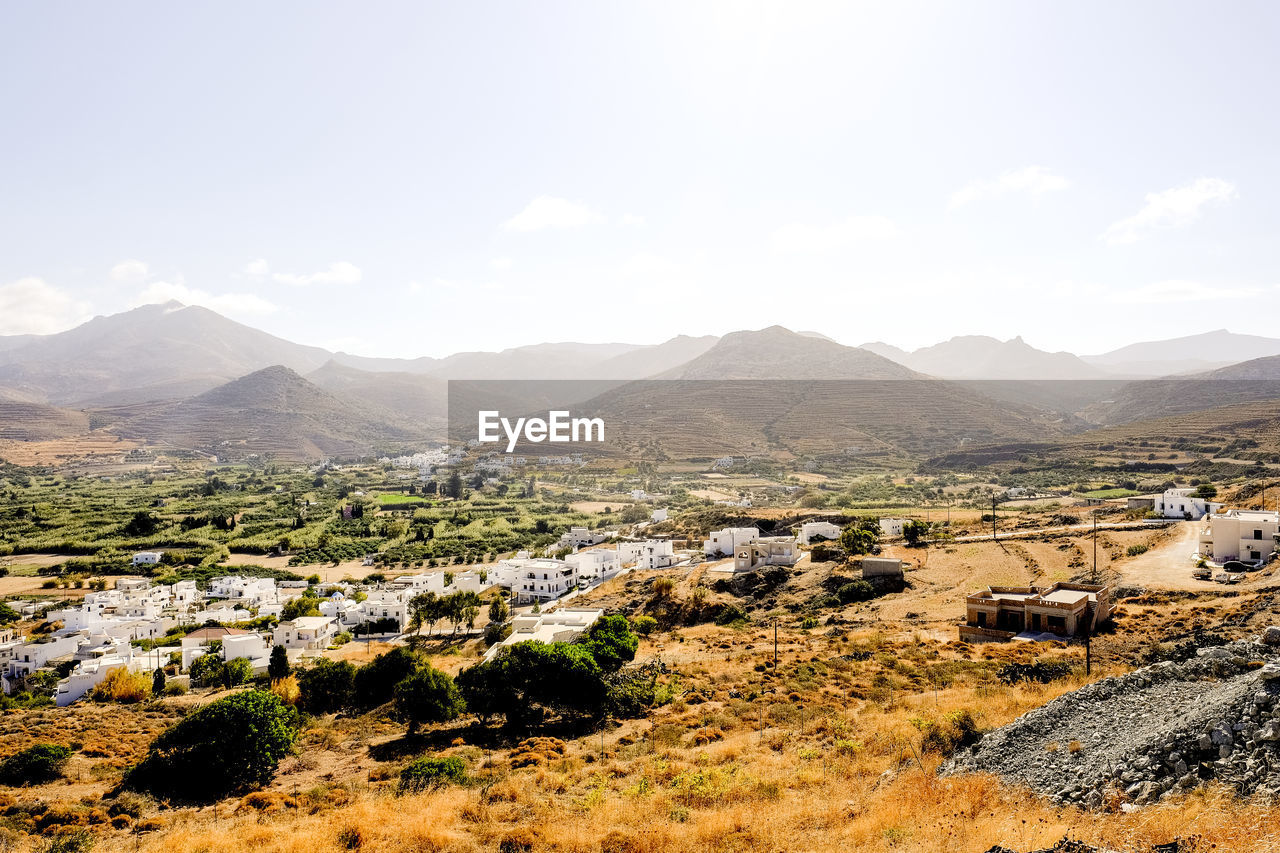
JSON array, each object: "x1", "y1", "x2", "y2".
[
  {"x1": 991, "y1": 493, "x2": 997, "y2": 541},
  {"x1": 1092, "y1": 510, "x2": 1098, "y2": 583}
]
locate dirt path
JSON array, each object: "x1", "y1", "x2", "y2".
[
  {"x1": 1112, "y1": 521, "x2": 1278, "y2": 591},
  {"x1": 1116, "y1": 522, "x2": 1204, "y2": 589}
]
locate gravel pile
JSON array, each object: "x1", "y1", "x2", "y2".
[{"x1": 944, "y1": 628, "x2": 1280, "y2": 809}]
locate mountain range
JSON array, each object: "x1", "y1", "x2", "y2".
[{"x1": 2, "y1": 303, "x2": 1280, "y2": 461}]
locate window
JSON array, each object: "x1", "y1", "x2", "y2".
[{"x1": 1255, "y1": 530, "x2": 1264, "y2": 540}]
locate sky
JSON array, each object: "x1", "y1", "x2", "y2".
[{"x1": 1, "y1": 1, "x2": 1278, "y2": 358}]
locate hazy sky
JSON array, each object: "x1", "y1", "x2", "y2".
[{"x1": 2, "y1": 2, "x2": 1277, "y2": 357}]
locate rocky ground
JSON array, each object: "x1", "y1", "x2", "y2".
[
  {"x1": 946, "y1": 628, "x2": 1280, "y2": 810},
  {"x1": 984, "y1": 840, "x2": 1185, "y2": 853}
]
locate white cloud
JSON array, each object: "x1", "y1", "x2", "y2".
[
  {"x1": 949, "y1": 166, "x2": 1070, "y2": 209},
  {"x1": 244, "y1": 258, "x2": 271, "y2": 277},
  {"x1": 1102, "y1": 178, "x2": 1237, "y2": 245},
  {"x1": 502, "y1": 196, "x2": 605, "y2": 232},
  {"x1": 109, "y1": 259, "x2": 149, "y2": 283},
  {"x1": 133, "y1": 280, "x2": 277, "y2": 316},
  {"x1": 619, "y1": 213, "x2": 646, "y2": 226},
  {"x1": 770, "y1": 215, "x2": 901, "y2": 253},
  {"x1": 0, "y1": 277, "x2": 92, "y2": 335},
  {"x1": 490, "y1": 257, "x2": 514, "y2": 271},
  {"x1": 1106, "y1": 279, "x2": 1266, "y2": 304},
  {"x1": 271, "y1": 261, "x2": 363, "y2": 287}
]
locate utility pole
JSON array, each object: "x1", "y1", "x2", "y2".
[
  {"x1": 991, "y1": 494, "x2": 997, "y2": 541},
  {"x1": 1092, "y1": 510, "x2": 1098, "y2": 583},
  {"x1": 773, "y1": 618, "x2": 778, "y2": 667}
]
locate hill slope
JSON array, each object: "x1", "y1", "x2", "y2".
[
  {"x1": 1083, "y1": 329, "x2": 1280, "y2": 377},
  {"x1": 659, "y1": 326, "x2": 920, "y2": 380},
  {"x1": 0, "y1": 302, "x2": 333, "y2": 404},
  {"x1": 112, "y1": 366, "x2": 424, "y2": 461}
]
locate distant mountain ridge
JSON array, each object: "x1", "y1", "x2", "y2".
[
  {"x1": 4, "y1": 303, "x2": 1280, "y2": 460},
  {"x1": 660, "y1": 326, "x2": 919, "y2": 380},
  {"x1": 860, "y1": 335, "x2": 1104, "y2": 380}
]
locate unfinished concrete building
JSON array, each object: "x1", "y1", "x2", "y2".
[
  {"x1": 959, "y1": 582, "x2": 1111, "y2": 643},
  {"x1": 733, "y1": 536, "x2": 797, "y2": 573}
]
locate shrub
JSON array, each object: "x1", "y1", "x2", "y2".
[
  {"x1": 1126, "y1": 544, "x2": 1149, "y2": 557},
  {"x1": 579, "y1": 614, "x2": 638, "y2": 672},
  {"x1": 837, "y1": 580, "x2": 876, "y2": 604},
  {"x1": 221, "y1": 657, "x2": 253, "y2": 688},
  {"x1": 127, "y1": 690, "x2": 298, "y2": 801},
  {"x1": 484, "y1": 622, "x2": 513, "y2": 646},
  {"x1": 398, "y1": 755, "x2": 466, "y2": 791},
  {"x1": 651, "y1": 577, "x2": 676, "y2": 598},
  {"x1": 270, "y1": 676, "x2": 301, "y2": 705},
  {"x1": 457, "y1": 640, "x2": 608, "y2": 728},
  {"x1": 630, "y1": 615, "x2": 658, "y2": 636},
  {"x1": 0, "y1": 743, "x2": 72, "y2": 785},
  {"x1": 394, "y1": 666, "x2": 465, "y2": 734},
  {"x1": 916, "y1": 709, "x2": 981, "y2": 755},
  {"x1": 996, "y1": 660, "x2": 1073, "y2": 685},
  {"x1": 714, "y1": 605, "x2": 748, "y2": 627},
  {"x1": 93, "y1": 667, "x2": 153, "y2": 703},
  {"x1": 297, "y1": 658, "x2": 356, "y2": 714},
  {"x1": 188, "y1": 652, "x2": 223, "y2": 688},
  {"x1": 353, "y1": 646, "x2": 420, "y2": 708}
]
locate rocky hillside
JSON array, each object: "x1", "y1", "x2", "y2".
[{"x1": 944, "y1": 632, "x2": 1280, "y2": 809}]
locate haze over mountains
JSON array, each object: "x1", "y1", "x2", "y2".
[{"x1": 2, "y1": 302, "x2": 1280, "y2": 461}]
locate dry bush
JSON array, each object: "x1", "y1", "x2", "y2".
[
  {"x1": 269, "y1": 676, "x2": 300, "y2": 706},
  {"x1": 92, "y1": 667, "x2": 152, "y2": 703},
  {"x1": 509, "y1": 737, "x2": 567, "y2": 769}
]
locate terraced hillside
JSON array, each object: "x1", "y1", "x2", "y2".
[{"x1": 111, "y1": 365, "x2": 427, "y2": 461}]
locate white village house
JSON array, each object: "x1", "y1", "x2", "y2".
[
  {"x1": 1199, "y1": 509, "x2": 1280, "y2": 563},
  {"x1": 798, "y1": 521, "x2": 841, "y2": 545},
  {"x1": 1157, "y1": 487, "x2": 1223, "y2": 520},
  {"x1": 704, "y1": 527, "x2": 760, "y2": 557}
]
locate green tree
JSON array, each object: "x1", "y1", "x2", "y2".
[
  {"x1": 220, "y1": 657, "x2": 253, "y2": 689},
  {"x1": 456, "y1": 640, "x2": 608, "y2": 729},
  {"x1": 394, "y1": 666, "x2": 465, "y2": 735},
  {"x1": 296, "y1": 658, "x2": 356, "y2": 714},
  {"x1": 0, "y1": 602, "x2": 19, "y2": 624},
  {"x1": 268, "y1": 645, "x2": 290, "y2": 680},
  {"x1": 901, "y1": 520, "x2": 929, "y2": 546},
  {"x1": 487, "y1": 595, "x2": 510, "y2": 625},
  {"x1": 151, "y1": 667, "x2": 165, "y2": 696},
  {"x1": 1195, "y1": 483, "x2": 1219, "y2": 499},
  {"x1": 281, "y1": 591, "x2": 321, "y2": 620},
  {"x1": 354, "y1": 646, "x2": 422, "y2": 708},
  {"x1": 188, "y1": 652, "x2": 223, "y2": 688},
  {"x1": 127, "y1": 690, "x2": 297, "y2": 802},
  {"x1": 580, "y1": 614, "x2": 638, "y2": 672},
  {"x1": 123, "y1": 511, "x2": 160, "y2": 537},
  {"x1": 839, "y1": 525, "x2": 876, "y2": 555}
]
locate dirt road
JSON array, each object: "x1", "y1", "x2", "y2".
[{"x1": 1114, "y1": 521, "x2": 1278, "y2": 591}]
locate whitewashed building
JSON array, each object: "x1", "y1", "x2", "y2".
[
  {"x1": 1157, "y1": 488, "x2": 1223, "y2": 520},
  {"x1": 704, "y1": 527, "x2": 760, "y2": 557},
  {"x1": 483, "y1": 608, "x2": 604, "y2": 661},
  {"x1": 273, "y1": 616, "x2": 338, "y2": 651},
  {"x1": 1200, "y1": 509, "x2": 1280, "y2": 563},
  {"x1": 618, "y1": 539, "x2": 676, "y2": 570},
  {"x1": 798, "y1": 521, "x2": 841, "y2": 545}
]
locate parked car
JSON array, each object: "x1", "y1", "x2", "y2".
[{"x1": 1191, "y1": 567, "x2": 1212, "y2": 580}]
